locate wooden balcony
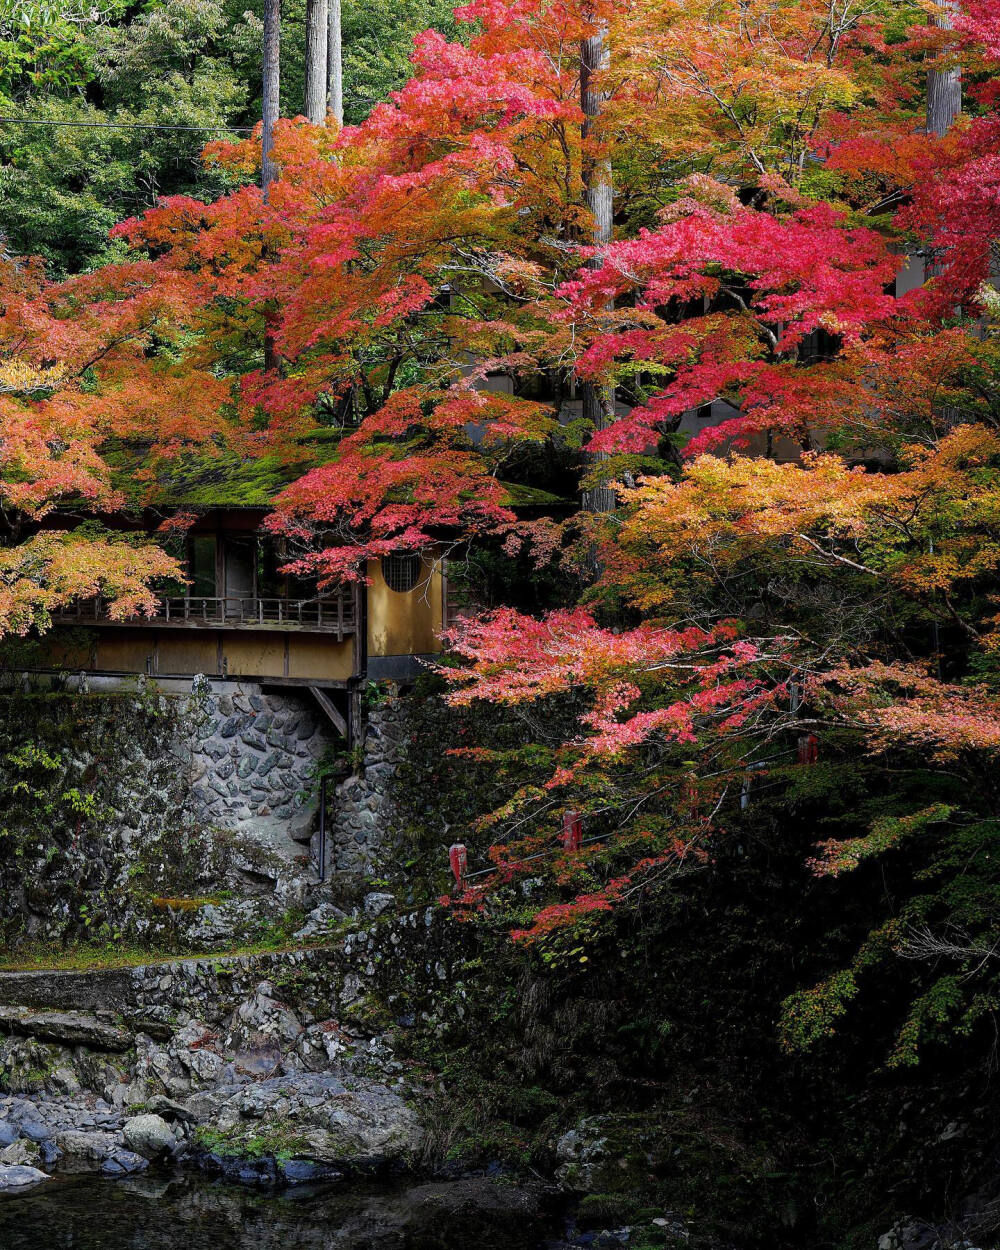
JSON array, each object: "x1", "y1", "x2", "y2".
[{"x1": 53, "y1": 593, "x2": 358, "y2": 639}]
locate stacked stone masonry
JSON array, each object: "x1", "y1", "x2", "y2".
[
  {"x1": 330, "y1": 700, "x2": 407, "y2": 878},
  {"x1": 187, "y1": 676, "x2": 331, "y2": 844},
  {"x1": 0, "y1": 679, "x2": 415, "y2": 943}
]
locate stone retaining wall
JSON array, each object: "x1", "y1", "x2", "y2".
[
  {"x1": 0, "y1": 680, "x2": 349, "y2": 943},
  {"x1": 0, "y1": 908, "x2": 460, "y2": 1031},
  {"x1": 187, "y1": 677, "x2": 332, "y2": 844},
  {"x1": 330, "y1": 700, "x2": 407, "y2": 877}
]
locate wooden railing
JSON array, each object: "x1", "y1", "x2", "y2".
[{"x1": 53, "y1": 593, "x2": 357, "y2": 638}]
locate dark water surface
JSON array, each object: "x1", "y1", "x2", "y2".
[{"x1": 0, "y1": 1174, "x2": 559, "y2": 1249}]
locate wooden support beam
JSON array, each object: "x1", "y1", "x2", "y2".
[{"x1": 310, "y1": 685, "x2": 348, "y2": 738}]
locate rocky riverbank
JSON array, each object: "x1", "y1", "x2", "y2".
[
  {"x1": 0, "y1": 906, "x2": 450, "y2": 1193},
  {"x1": 0, "y1": 1066, "x2": 420, "y2": 1190}
]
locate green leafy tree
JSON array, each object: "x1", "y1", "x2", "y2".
[{"x1": 0, "y1": 0, "x2": 460, "y2": 274}]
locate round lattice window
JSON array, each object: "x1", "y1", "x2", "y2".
[{"x1": 381, "y1": 553, "x2": 422, "y2": 594}]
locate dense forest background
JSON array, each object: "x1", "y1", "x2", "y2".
[{"x1": 0, "y1": 0, "x2": 458, "y2": 272}]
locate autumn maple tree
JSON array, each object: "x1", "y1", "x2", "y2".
[
  {"x1": 417, "y1": 0, "x2": 1000, "y2": 1061},
  {"x1": 6, "y1": 0, "x2": 1000, "y2": 1054},
  {"x1": 0, "y1": 242, "x2": 226, "y2": 634},
  {"x1": 416, "y1": 0, "x2": 1000, "y2": 978}
]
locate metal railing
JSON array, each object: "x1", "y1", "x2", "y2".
[{"x1": 53, "y1": 593, "x2": 357, "y2": 636}]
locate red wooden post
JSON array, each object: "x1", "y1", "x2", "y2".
[
  {"x1": 561, "y1": 810, "x2": 583, "y2": 852},
  {"x1": 797, "y1": 733, "x2": 819, "y2": 765},
  {"x1": 449, "y1": 843, "x2": 468, "y2": 886}
]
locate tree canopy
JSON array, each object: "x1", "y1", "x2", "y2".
[{"x1": 2, "y1": 0, "x2": 1000, "y2": 1073}]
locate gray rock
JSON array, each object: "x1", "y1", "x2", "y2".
[
  {"x1": 230, "y1": 1045, "x2": 282, "y2": 1080},
  {"x1": 122, "y1": 1113, "x2": 176, "y2": 1160},
  {"x1": 363, "y1": 892, "x2": 395, "y2": 917},
  {"x1": 101, "y1": 1150, "x2": 149, "y2": 1176},
  {"x1": 0, "y1": 1006, "x2": 132, "y2": 1051},
  {"x1": 293, "y1": 903, "x2": 346, "y2": 940},
  {"x1": 54, "y1": 1129, "x2": 121, "y2": 1171},
  {"x1": 0, "y1": 1164, "x2": 49, "y2": 1190},
  {"x1": 227, "y1": 984, "x2": 302, "y2": 1050},
  {"x1": 288, "y1": 816, "x2": 316, "y2": 845},
  {"x1": 183, "y1": 1070, "x2": 423, "y2": 1170},
  {"x1": 145, "y1": 1095, "x2": 196, "y2": 1126},
  {"x1": 0, "y1": 1139, "x2": 38, "y2": 1167},
  {"x1": 280, "y1": 1158, "x2": 342, "y2": 1185},
  {"x1": 258, "y1": 753, "x2": 280, "y2": 777},
  {"x1": 554, "y1": 1118, "x2": 611, "y2": 1191},
  {"x1": 186, "y1": 898, "x2": 266, "y2": 946},
  {"x1": 19, "y1": 1120, "x2": 53, "y2": 1143}
]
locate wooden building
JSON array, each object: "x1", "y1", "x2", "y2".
[{"x1": 36, "y1": 507, "x2": 448, "y2": 738}]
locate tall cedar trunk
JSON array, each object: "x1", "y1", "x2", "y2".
[
  {"x1": 262, "y1": 0, "x2": 281, "y2": 369},
  {"x1": 261, "y1": 0, "x2": 281, "y2": 195},
  {"x1": 305, "y1": 0, "x2": 329, "y2": 124},
  {"x1": 580, "y1": 25, "x2": 616, "y2": 514},
  {"x1": 328, "y1": 0, "x2": 343, "y2": 125},
  {"x1": 923, "y1": 1, "x2": 962, "y2": 464},
  {"x1": 927, "y1": 0, "x2": 961, "y2": 136}
]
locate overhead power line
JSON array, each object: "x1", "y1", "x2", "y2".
[{"x1": 0, "y1": 116, "x2": 254, "y2": 134}]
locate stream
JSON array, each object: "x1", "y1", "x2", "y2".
[{"x1": 0, "y1": 1173, "x2": 563, "y2": 1249}]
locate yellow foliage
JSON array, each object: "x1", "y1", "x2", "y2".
[
  {"x1": 619, "y1": 425, "x2": 1000, "y2": 613},
  {"x1": 0, "y1": 359, "x2": 67, "y2": 395}
]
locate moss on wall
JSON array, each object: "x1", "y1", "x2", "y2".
[{"x1": 0, "y1": 689, "x2": 232, "y2": 947}]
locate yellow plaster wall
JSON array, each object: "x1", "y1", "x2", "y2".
[
  {"x1": 287, "y1": 636, "x2": 355, "y2": 681},
  {"x1": 158, "y1": 635, "x2": 219, "y2": 676},
  {"x1": 366, "y1": 552, "x2": 445, "y2": 659},
  {"x1": 222, "y1": 634, "x2": 287, "y2": 679}
]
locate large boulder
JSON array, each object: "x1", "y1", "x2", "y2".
[
  {"x1": 555, "y1": 1118, "x2": 613, "y2": 1191},
  {"x1": 554, "y1": 1113, "x2": 669, "y2": 1193},
  {"x1": 145, "y1": 1094, "x2": 197, "y2": 1126},
  {"x1": 54, "y1": 1129, "x2": 122, "y2": 1173},
  {"x1": 185, "y1": 1070, "x2": 424, "y2": 1171},
  {"x1": 0, "y1": 1164, "x2": 48, "y2": 1190},
  {"x1": 122, "y1": 1113, "x2": 177, "y2": 1160}
]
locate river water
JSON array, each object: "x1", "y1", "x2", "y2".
[{"x1": 0, "y1": 1173, "x2": 561, "y2": 1249}]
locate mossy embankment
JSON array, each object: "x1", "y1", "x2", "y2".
[
  {"x1": 1, "y1": 680, "x2": 996, "y2": 1246},
  {"x1": 322, "y1": 683, "x2": 1000, "y2": 1249},
  {"x1": 0, "y1": 687, "x2": 207, "y2": 947}
]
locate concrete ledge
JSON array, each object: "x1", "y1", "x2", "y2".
[
  {"x1": 0, "y1": 945, "x2": 350, "y2": 1025},
  {"x1": 0, "y1": 968, "x2": 134, "y2": 1013}
]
